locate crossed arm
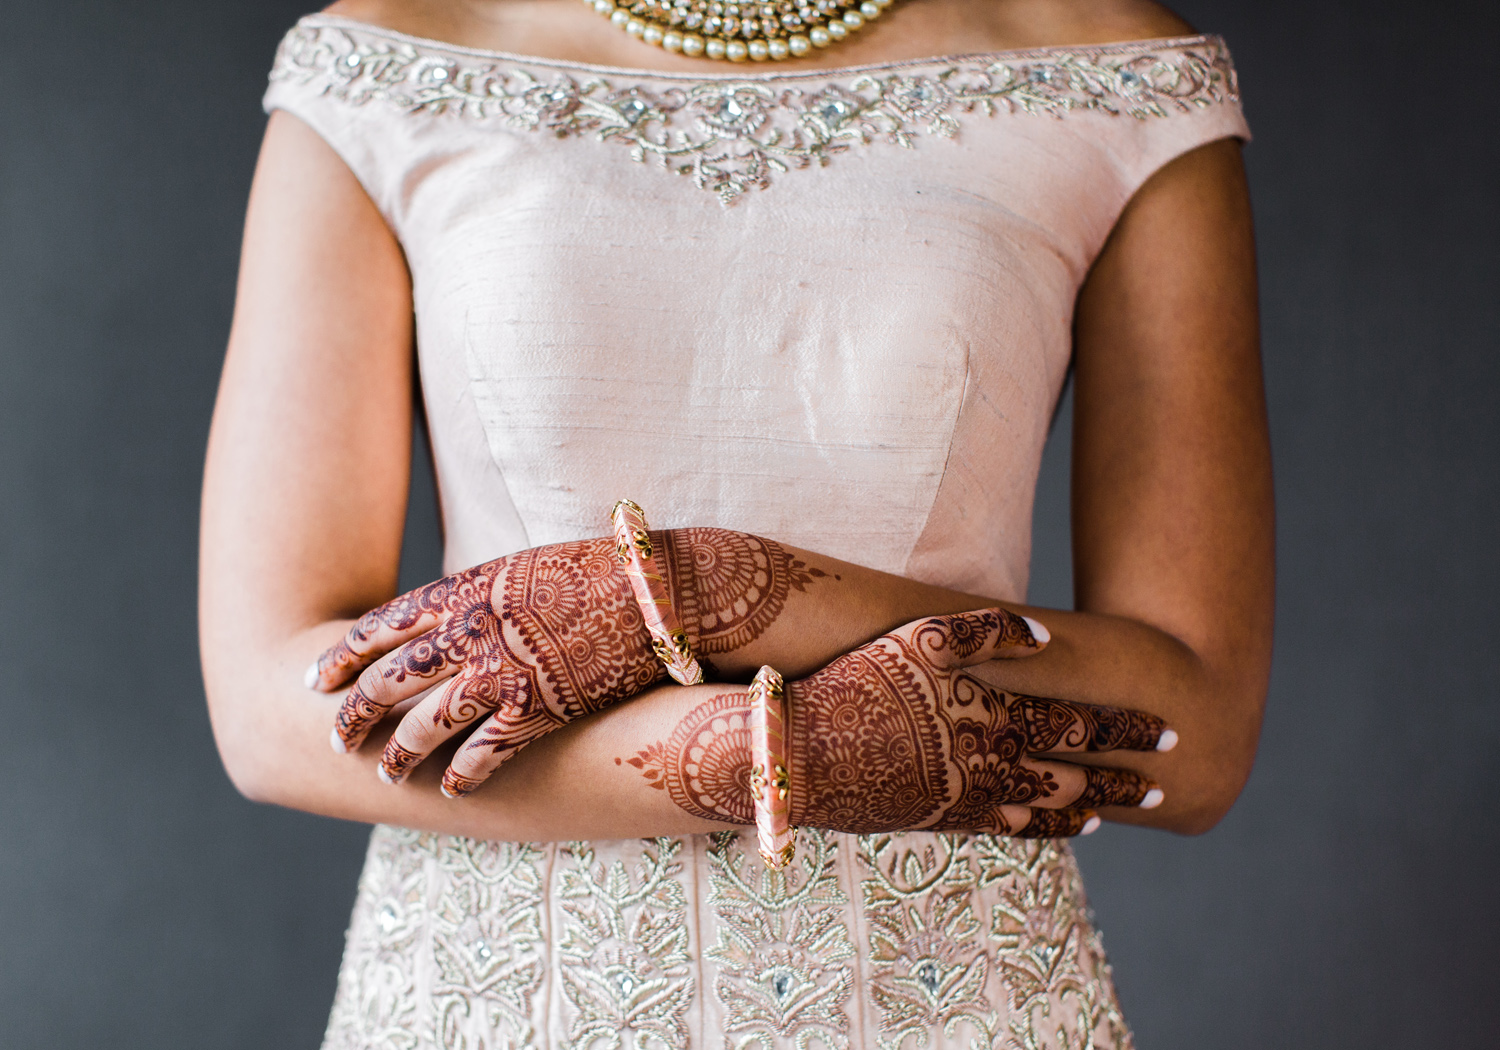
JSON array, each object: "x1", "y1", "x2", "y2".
[{"x1": 199, "y1": 111, "x2": 1271, "y2": 842}]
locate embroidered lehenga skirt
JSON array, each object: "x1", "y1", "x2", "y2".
[{"x1": 321, "y1": 827, "x2": 1133, "y2": 1049}]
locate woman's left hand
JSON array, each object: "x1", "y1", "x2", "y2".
[{"x1": 628, "y1": 609, "x2": 1170, "y2": 836}]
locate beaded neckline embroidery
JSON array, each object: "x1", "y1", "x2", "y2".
[{"x1": 270, "y1": 17, "x2": 1240, "y2": 205}]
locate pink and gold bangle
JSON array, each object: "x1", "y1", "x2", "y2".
[
  {"x1": 611, "y1": 499, "x2": 704, "y2": 686},
  {"x1": 749, "y1": 665, "x2": 796, "y2": 869}
]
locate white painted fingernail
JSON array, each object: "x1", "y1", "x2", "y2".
[
  {"x1": 376, "y1": 765, "x2": 395, "y2": 785},
  {"x1": 440, "y1": 784, "x2": 457, "y2": 800},
  {"x1": 304, "y1": 662, "x2": 321, "y2": 690},
  {"x1": 1139, "y1": 788, "x2": 1165, "y2": 810},
  {"x1": 329, "y1": 727, "x2": 348, "y2": 754},
  {"x1": 1021, "y1": 616, "x2": 1050, "y2": 646},
  {"x1": 1081, "y1": 815, "x2": 1102, "y2": 835},
  {"x1": 1156, "y1": 728, "x2": 1179, "y2": 752}
]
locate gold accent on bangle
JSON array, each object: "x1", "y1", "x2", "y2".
[
  {"x1": 749, "y1": 665, "x2": 796, "y2": 868},
  {"x1": 611, "y1": 499, "x2": 705, "y2": 685}
]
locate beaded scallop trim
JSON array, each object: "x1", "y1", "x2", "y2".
[{"x1": 269, "y1": 20, "x2": 1240, "y2": 205}]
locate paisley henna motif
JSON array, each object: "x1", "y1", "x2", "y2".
[
  {"x1": 1020, "y1": 695, "x2": 1167, "y2": 753},
  {"x1": 317, "y1": 573, "x2": 464, "y2": 683}
]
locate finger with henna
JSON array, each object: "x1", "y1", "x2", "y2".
[
  {"x1": 945, "y1": 805, "x2": 1101, "y2": 838},
  {"x1": 331, "y1": 627, "x2": 465, "y2": 752},
  {"x1": 377, "y1": 671, "x2": 495, "y2": 784},
  {"x1": 1019, "y1": 758, "x2": 1162, "y2": 810},
  {"x1": 306, "y1": 574, "x2": 465, "y2": 690},
  {"x1": 1018, "y1": 694, "x2": 1173, "y2": 754}
]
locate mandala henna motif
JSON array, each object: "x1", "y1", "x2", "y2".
[
  {"x1": 788, "y1": 648, "x2": 949, "y2": 834},
  {"x1": 464, "y1": 540, "x2": 662, "y2": 762},
  {"x1": 671, "y1": 528, "x2": 829, "y2": 654},
  {"x1": 943, "y1": 606, "x2": 1039, "y2": 660},
  {"x1": 627, "y1": 691, "x2": 755, "y2": 825}
]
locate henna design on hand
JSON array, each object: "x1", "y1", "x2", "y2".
[
  {"x1": 1002, "y1": 808, "x2": 1094, "y2": 838},
  {"x1": 633, "y1": 610, "x2": 1169, "y2": 837},
  {"x1": 789, "y1": 615, "x2": 1057, "y2": 833},
  {"x1": 1021, "y1": 695, "x2": 1168, "y2": 753},
  {"x1": 316, "y1": 574, "x2": 467, "y2": 685}
]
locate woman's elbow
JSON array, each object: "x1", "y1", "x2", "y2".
[
  {"x1": 204, "y1": 679, "x2": 288, "y2": 807},
  {"x1": 1166, "y1": 715, "x2": 1263, "y2": 835}
]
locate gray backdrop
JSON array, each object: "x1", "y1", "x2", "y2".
[{"x1": 1, "y1": 1, "x2": 1495, "y2": 1046}]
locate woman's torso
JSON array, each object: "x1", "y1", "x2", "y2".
[{"x1": 264, "y1": 13, "x2": 1247, "y2": 1046}]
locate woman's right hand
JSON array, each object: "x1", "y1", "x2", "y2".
[
  {"x1": 307, "y1": 526, "x2": 844, "y2": 797},
  {"x1": 636, "y1": 609, "x2": 1173, "y2": 836},
  {"x1": 308, "y1": 537, "x2": 666, "y2": 796}
]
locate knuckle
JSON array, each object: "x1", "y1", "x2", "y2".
[
  {"x1": 448, "y1": 741, "x2": 494, "y2": 779},
  {"x1": 355, "y1": 664, "x2": 401, "y2": 706},
  {"x1": 397, "y1": 711, "x2": 447, "y2": 752}
]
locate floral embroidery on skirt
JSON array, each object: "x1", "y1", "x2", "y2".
[{"x1": 321, "y1": 826, "x2": 1133, "y2": 1049}]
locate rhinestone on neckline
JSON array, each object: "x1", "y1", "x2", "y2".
[{"x1": 271, "y1": 19, "x2": 1240, "y2": 205}]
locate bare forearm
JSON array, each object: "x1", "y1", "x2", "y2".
[{"x1": 699, "y1": 542, "x2": 1265, "y2": 835}]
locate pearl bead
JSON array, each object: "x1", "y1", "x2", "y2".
[
  {"x1": 841, "y1": 10, "x2": 862, "y2": 29},
  {"x1": 593, "y1": 0, "x2": 612, "y2": 14},
  {"x1": 726, "y1": 39, "x2": 749, "y2": 61},
  {"x1": 683, "y1": 33, "x2": 706, "y2": 55},
  {"x1": 826, "y1": 19, "x2": 847, "y2": 39},
  {"x1": 663, "y1": 30, "x2": 684, "y2": 51},
  {"x1": 643, "y1": 24, "x2": 664, "y2": 44},
  {"x1": 788, "y1": 33, "x2": 811, "y2": 55},
  {"x1": 809, "y1": 26, "x2": 830, "y2": 47},
  {"x1": 611, "y1": 9, "x2": 629, "y2": 27},
  {"x1": 748, "y1": 39, "x2": 769, "y2": 60},
  {"x1": 626, "y1": 18, "x2": 646, "y2": 36},
  {"x1": 768, "y1": 37, "x2": 790, "y2": 59},
  {"x1": 860, "y1": 1, "x2": 879, "y2": 16},
  {"x1": 705, "y1": 37, "x2": 727, "y2": 58}
]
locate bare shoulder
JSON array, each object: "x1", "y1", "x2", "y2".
[
  {"x1": 977, "y1": 0, "x2": 1196, "y2": 50},
  {"x1": 320, "y1": 0, "x2": 465, "y2": 38}
]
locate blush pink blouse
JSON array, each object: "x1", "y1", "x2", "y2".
[{"x1": 265, "y1": 15, "x2": 1248, "y2": 1048}]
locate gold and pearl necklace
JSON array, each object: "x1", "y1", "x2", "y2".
[{"x1": 586, "y1": 0, "x2": 898, "y2": 62}]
